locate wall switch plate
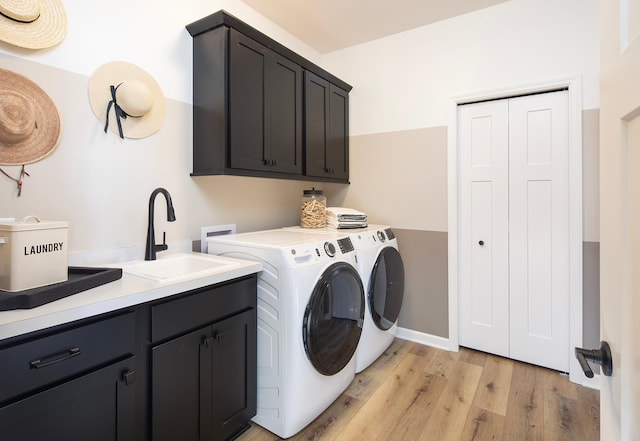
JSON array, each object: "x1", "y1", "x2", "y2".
[{"x1": 200, "y1": 224, "x2": 236, "y2": 253}]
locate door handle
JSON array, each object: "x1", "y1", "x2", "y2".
[{"x1": 575, "y1": 341, "x2": 612, "y2": 378}]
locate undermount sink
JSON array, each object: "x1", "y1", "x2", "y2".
[{"x1": 120, "y1": 253, "x2": 241, "y2": 283}]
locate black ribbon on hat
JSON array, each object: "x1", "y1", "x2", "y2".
[
  {"x1": 104, "y1": 83, "x2": 128, "y2": 139},
  {"x1": 0, "y1": 11, "x2": 41, "y2": 23},
  {"x1": 104, "y1": 83, "x2": 142, "y2": 139}
]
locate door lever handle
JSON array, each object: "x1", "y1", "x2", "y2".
[{"x1": 575, "y1": 341, "x2": 612, "y2": 378}]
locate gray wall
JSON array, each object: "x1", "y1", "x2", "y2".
[{"x1": 370, "y1": 109, "x2": 601, "y2": 347}]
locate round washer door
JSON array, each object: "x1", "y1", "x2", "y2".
[
  {"x1": 369, "y1": 247, "x2": 405, "y2": 331},
  {"x1": 303, "y1": 262, "x2": 365, "y2": 376}
]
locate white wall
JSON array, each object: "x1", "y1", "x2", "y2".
[
  {"x1": 0, "y1": 0, "x2": 601, "y2": 262},
  {"x1": 320, "y1": 0, "x2": 600, "y2": 234},
  {"x1": 1, "y1": 0, "x2": 322, "y2": 103},
  {"x1": 0, "y1": 0, "x2": 326, "y2": 263}
]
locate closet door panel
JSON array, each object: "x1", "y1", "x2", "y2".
[
  {"x1": 508, "y1": 90, "x2": 570, "y2": 372},
  {"x1": 458, "y1": 100, "x2": 510, "y2": 357}
]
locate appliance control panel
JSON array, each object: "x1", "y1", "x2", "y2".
[{"x1": 337, "y1": 237, "x2": 354, "y2": 254}]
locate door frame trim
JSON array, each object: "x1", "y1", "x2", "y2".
[{"x1": 447, "y1": 76, "x2": 586, "y2": 384}]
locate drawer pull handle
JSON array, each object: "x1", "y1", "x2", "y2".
[{"x1": 30, "y1": 347, "x2": 81, "y2": 369}]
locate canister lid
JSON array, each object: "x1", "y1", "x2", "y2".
[
  {"x1": 303, "y1": 188, "x2": 324, "y2": 196},
  {"x1": 0, "y1": 215, "x2": 68, "y2": 232}
]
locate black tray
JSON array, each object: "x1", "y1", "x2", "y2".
[{"x1": 0, "y1": 267, "x2": 123, "y2": 311}]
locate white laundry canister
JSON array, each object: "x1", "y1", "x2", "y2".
[{"x1": 0, "y1": 216, "x2": 69, "y2": 292}]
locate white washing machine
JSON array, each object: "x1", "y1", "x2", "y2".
[
  {"x1": 207, "y1": 229, "x2": 364, "y2": 439},
  {"x1": 284, "y1": 225, "x2": 405, "y2": 373}
]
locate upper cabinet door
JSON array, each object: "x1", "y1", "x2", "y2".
[
  {"x1": 229, "y1": 30, "x2": 302, "y2": 174},
  {"x1": 326, "y1": 85, "x2": 349, "y2": 180},
  {"x1": 266, "y1": 52, "x2": 303, "y2": 174},
  {"x1": 304, "y1": 71, "x2": 349, "y2": 181},
  {"x1": 229, "y1": 30, "x2": 269, "y2": 172}
]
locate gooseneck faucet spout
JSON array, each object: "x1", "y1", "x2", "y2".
[{"x1": 145, "y1": 187, "x2": 177, "y2": 261}]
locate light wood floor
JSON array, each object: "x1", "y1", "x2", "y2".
[{"x1": 237, "y1": 338, "x2": 599, "y2": 441}]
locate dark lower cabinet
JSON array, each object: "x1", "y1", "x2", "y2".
[
  {"x1": 0, "y1": 356, "x2": 136, "y2": 441},
  {"x1": 202, "y1": 309, "x2": 257, "y2": 441},
  {"x1": 152, "y1": 309, "x2": 257, "y2": 441},
  {"x1": 0, "y1": 275, "x2": 258, "y2": 441},
  {"x1": 151, "y1": 275, "x2": 257, "y2": 441},
  {"x1": 152, "y1": 328, "x2": 202, "y2": 441}
]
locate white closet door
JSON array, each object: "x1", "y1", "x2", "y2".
[
  {"x1": 508, "y1": 90, "x2": 570, "y2": 372},
  {"x1": 458, "y1": 100, "x2": 510, "y2": 357},
  {"x1": 458, "y1": 91, "x2": 570, "y2": 372}
]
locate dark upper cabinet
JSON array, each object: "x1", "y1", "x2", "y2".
[
  {"x1": 229, "y1": 29, "x2": 302, "y2": 174},
  {"x1": 304, "y1": 71, "x2": 349, "y2": 181},
  {"x1": 187, "y1": 10, "x2": 351, "y2": 183}
]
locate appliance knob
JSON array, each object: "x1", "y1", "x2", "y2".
[
  {"x1": 324, "y1": 241, "x2": 336, "y2": 257},
  {"x1": 377, "y1": 231, "x2": 386, "y2": 242}
]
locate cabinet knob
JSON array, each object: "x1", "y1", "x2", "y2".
[
  {"x1": 479, "y1": 240, "x2": 485, "y2": 246},
  {"x1": 123, "y1": 370, "x2": 136, "y2": 386}
]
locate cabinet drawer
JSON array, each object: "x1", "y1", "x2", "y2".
[
  {"x1": 151, "y1": 276, "x2": 256, "y2": 343},
  {"x1": 0, "y1": 312, "x2": 135, "y2": 404},
  {"x1": 0, "y1": 356, "x2": 136, "y2": 441}
]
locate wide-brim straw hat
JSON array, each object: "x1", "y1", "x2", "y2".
[
  {"x1": 0, "y1": 68, "x2": 62, "y2": 165},
  {"x1": 88, "y1": 61, "x2": 166, "y2": 139},
  {"x1": 0, "y1": 0, "x2": 67, "y2": 49}
]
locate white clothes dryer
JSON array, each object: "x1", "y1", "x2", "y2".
[
  {"x1": 207, "y1": 229, "x2": 364, "y2": 439},
  {"x1": 284, "y1": 225, "x2": 405, "y2": 373}
]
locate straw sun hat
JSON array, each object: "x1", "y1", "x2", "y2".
[
  {"x1": 0, "y1": 0, "x2": 67, "y2": 49},
  {"x1": 88, "y1": 61, "x2": 166, "y2": 139},
  {"x1": 0, "y1": 68, "x2": 62, "y2": 166}
]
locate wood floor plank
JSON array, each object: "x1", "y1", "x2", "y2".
[
  {"x1": 543, "y1": 387, "x2": 582, "y2": 441},
  {"x1": 330, "y1": 352, "x2": 437, "y2": 441},
  {"x1": 344, "y1": 338, "x2": 414, "y2": 401},
  {"x1": 503, "y1": 361, "x2": 546, "y2": 441},
  {"x1": 374, "y1": 374, "x2": 447, "y2": 441},
  {"x1": 459, "y1": 406, "x2": 505, "y2": 441},
  {"x1": 576, "y1": 385, "x2": 600, "y2": 441},
  {"x1": 417, "y1": 361, "x2": 483, "y2": 441},
  {"x1": 458, "y1": 346, "x2": 488, "y2": 367},
  {"x1": 543, "y1": 370, "x2": 578, "y2": 400},
  {"x1": 472, "y1": 354, "x2": 514, "y2": 416},
  {"x1": 424, "y1": 346, "x2": 461, "y2": 378},
  {"x1": 236, "y1": 341, "x2": 599, "y2": 441},
  {"x1": 285, "y1": 393, "x2": 365, "y2": 441}
]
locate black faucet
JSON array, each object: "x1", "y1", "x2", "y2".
[{"x1": 145, "y1": 188, "x2": 177, "y2": 261}]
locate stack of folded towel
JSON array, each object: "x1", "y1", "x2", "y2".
[{"x1": 326, "y1": 207, "x2": 368, "y2": 229}]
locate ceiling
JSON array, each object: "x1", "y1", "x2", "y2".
[{"x1": 239, "y1": 0, "x2": 510, "y2": 53}]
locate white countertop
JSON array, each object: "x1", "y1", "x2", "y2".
[{"x1": 0, "y1": 253, "x2": 262, "y2": 341}]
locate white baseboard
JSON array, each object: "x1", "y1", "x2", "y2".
[
  {"x1": 396, "y1": 327, "x2": 454, "y2": 352},
  {"x1": 397, "y1": 328, "x2": 602, "y2": 390},
  {"x1": 571, "y1": 372, "x2": 601, "y2": 390}
]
